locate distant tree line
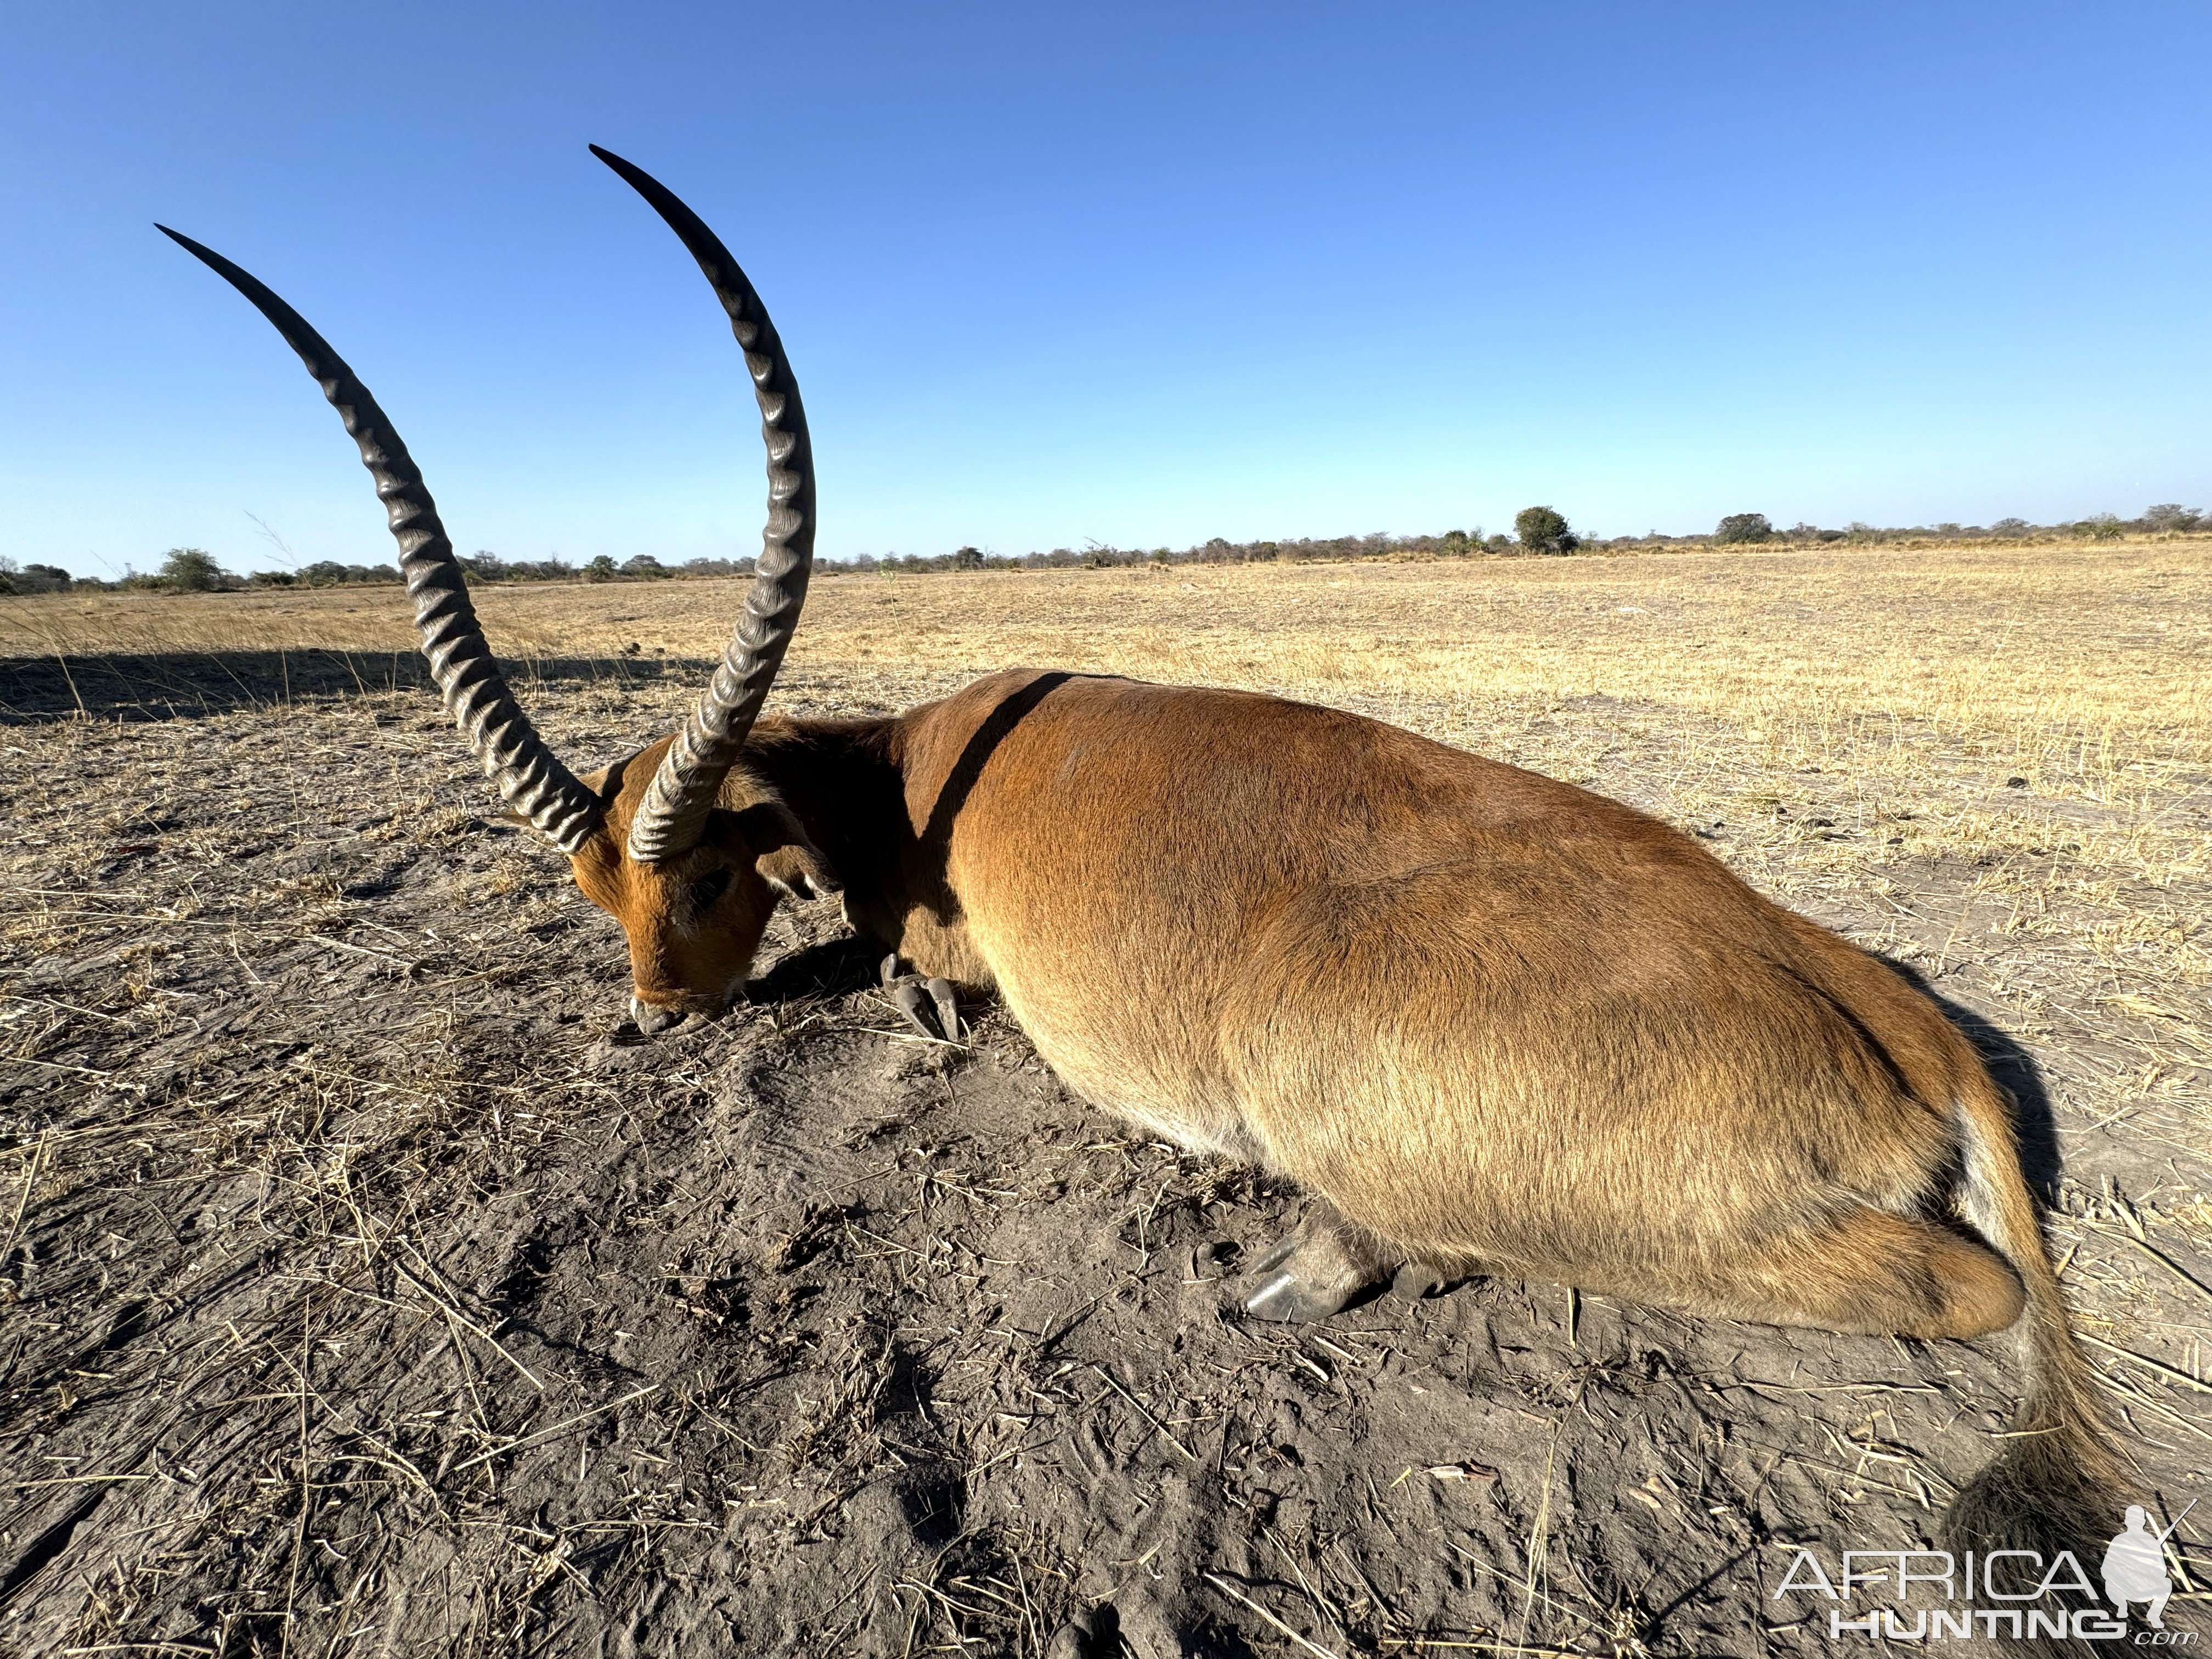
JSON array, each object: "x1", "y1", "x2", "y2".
[
  {"x1": 1690, "y1": 504, "x2": 2210, "y2": 548},
  {"x1": 4, "y1": 505, "x2": 2204, "y2": 595},
  {"x1": 796, "y1": 503, "x2": 2210, "y2": 571},
  {"x1": 0, "y1": 548, "x2": 757, "y2": 596}
]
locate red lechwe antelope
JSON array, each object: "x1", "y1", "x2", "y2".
[{"x1": 165, "y1": 146, "x2": 2124, "y2": 1594}]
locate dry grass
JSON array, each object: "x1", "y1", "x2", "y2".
[
  {"x1": 3, "y1": 537, "x2": 2209, "y2": 1655},
  {"x1": 13, "y1": 538, "x2": 2208, "y2": 803}
]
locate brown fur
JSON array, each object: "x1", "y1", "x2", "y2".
[{"x1": 568, "y1": 668, "x2": 2123, "y2": 1599}]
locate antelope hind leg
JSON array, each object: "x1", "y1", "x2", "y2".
[
  {"x1": 1692, "y1": 1204, "x2": 2025, "y2": 1338},
  {"x1": 1240, "y1": 1204, "x2": 1408, "y2": 1323}
]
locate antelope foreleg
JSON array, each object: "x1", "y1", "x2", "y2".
[{"x1": 1239, "y1": 1204, "x2": 1406, "y2": 1324}]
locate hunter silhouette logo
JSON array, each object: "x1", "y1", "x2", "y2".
[
  {"x1": 2104, "y1": 1503, "x2": 2192, "y2": 1631},
  {"x1": 1775, "y1": 1502, "x2": 2198, "y2": 1642}
]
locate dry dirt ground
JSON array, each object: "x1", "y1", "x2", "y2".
[{"x1": 2, "y1": 545, "x2": 2208, "y2": 1657}]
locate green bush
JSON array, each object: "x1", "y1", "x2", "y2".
[
  {"x1": 0, "y1": 560, "x2": 72, "y2": 595},
  {"x1": 1514, "y1": 506, "x2": 1577, "y2": 555},
  {"x1": 160, "y1": 548, "x2": 227, "y2": 591},
  {"x1": 1714, "y1": 512, "x2": 1773, "y2": 544}
]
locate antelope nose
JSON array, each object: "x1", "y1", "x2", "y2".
[{"x1": 629, "y1": 995, "x2": 684, "y2": 1035}]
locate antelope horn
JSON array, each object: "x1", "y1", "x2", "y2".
[
  {"x1": 158, "y1": 225, "x2": 603, "y2": 853},
  {"x1": 588, "y1": 145, "x2": 816, "y2": 865}
]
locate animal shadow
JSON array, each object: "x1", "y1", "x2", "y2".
[
  {"x1": 746, "y1": 933, "x2": 884, "y2": 1004},
  {"x1": 0, "y1": 649, "x2": 707, "y2": 725},
  {"x1": 1870, "y1": 949, "x2": 2061, "y2": 1194}
]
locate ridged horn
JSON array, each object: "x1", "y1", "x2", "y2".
[
  {"x1": 159, "y1": 225, "x2": 603, "y2": 853},
  {"x1": 588, "y1": 145, "x2": 816, "y2": 865}
]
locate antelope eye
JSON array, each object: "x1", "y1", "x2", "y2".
[{"x1": 689, "y1": 869, "x2": 732, "y2": 913}]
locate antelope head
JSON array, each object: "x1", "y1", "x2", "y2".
[{"x1": 165, "y1": 145, "x2": 833, "y2": 1032}]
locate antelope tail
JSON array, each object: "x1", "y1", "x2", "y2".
[{"x1": 1944, "y1": 1073, "x2": 2132, "y2": 1626}]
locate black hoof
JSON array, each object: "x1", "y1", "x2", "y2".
[
  {"x1": 879, "y1": 954, "x2": 965, "y2": 1045},
  {"x1": 889, "y1": 978, "x2": 937, "y2": 1039},
  {"x1": 628, "y1": 995, "x2": 685, "y2": 1036},
  {"x1": 1241, "y1": 1267, "x2": 1348, "y2": 1324},
  {"x1": 925, "y1": 976, "x2": 962, "y2": 1042},
  {"x1": 1391, "y1": 1262, "x2": 1446, "y2": 1301}
]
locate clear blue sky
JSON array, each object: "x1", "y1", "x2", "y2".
[{"x1": 4, "y1": 1, "x2": 2208, "y2": 578}]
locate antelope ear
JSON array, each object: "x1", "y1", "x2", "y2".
[
  {"x1": 726, "y1": 794, "x2": 842, "y2": 901},
  {"x1": 576, "y1": 754, "x2": 636, "y2": 801},
  {"x1": 758, "y1": 839, "x2": 841, "y2": 902},
  {"x1": 714, "y1": 772, "x2": 840, "y2": 901}
]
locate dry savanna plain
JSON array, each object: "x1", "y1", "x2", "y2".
[{"x1": 1, "y1": 540, "x2": 2208, "y2": 1657}]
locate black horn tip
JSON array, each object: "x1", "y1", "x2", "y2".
[
  {"x1": 587, "y1": 145, "x2": 687, "y2": 221},
  {"x1": 588, "y1": 143, "x2": 642, "y2": 180},
  {"x1": 156, "y1": 224, "x2": 249, "y2": 287}
]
